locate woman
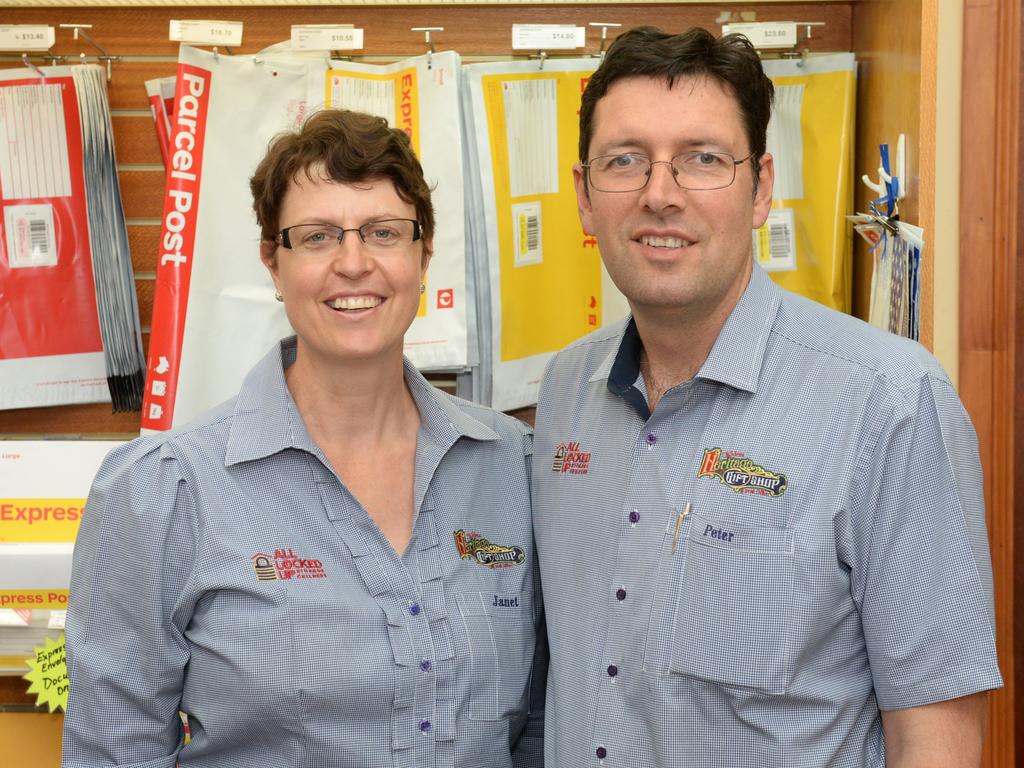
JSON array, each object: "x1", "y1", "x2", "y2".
[{"x1": 63, "y1": 110, "x2": 544, "y2": 768}]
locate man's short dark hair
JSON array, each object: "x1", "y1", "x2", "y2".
[{"x1": 579, "y1": 26, "x2": 774, "y2": 174}]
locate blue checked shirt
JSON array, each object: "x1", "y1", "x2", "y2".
[
  {"x1": 64, "y1": 338, "x2": 545, "y2": 768},
  {"x1": 533, "y1": 264, "x2": 1001, "y2": 767}
]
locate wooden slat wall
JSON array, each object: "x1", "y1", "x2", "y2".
[{"x1": 0, "y1": 3, "x2": 852, "y2": 436}]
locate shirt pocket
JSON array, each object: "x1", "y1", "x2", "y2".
[
  {"x1": 669, "y1": 512, "x2": 795, "y2": 695},
  {"x1": 456, "y1": 591, "x2": 534, "y2": 721}
]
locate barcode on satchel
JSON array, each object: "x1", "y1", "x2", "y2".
[
  {"x1": 29, "y1": 218, "x2": 50, "y2": 255},
  {"x1": 768, "y1": 222, "x2": 791, "y2": 260},
  {"x1": 755, "y1": 208, "x2": 796, "y2": 272},
  {"x1": 513, "y1": 201, "x2": 543, "y2": 267},
  {"x1": 526, "y1": 215, "x2": 539, "y2": 251}
]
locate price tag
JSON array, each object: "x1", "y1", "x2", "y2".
[
  {"x1": 169, "y1": 19, "x2": 243, "y2": 47},
  {"x1": 291, "y1": 25, "x2": 363, "y2": 51},
  {"x1": 0, "y1": 25, "x2": 55, "y2": 52},
  {"x1": 721, "y1": 22, "x2": 798, "y2": 50},
  {"x1": 511, "y1": 24, "x2": 585, "y2": 51}
]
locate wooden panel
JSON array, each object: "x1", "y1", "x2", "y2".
[
  {"x1": 850, "y1": 0, "x2": 922, "y2": 329},
  {"x1": 959, "y1": 1, "x2": 1019, "y2": 766},
  {"x1": 107, "y1": 60, "x2": 178, "y2": 111},
  {"x1": 112, "y1": 114, "x2": 164, "y2": 165},
  {"x1": 0, "y1": 677, "x2": 34, "y2": 706},
  {"x1": 0, "y1": 403, "x2": 142, "y2": 437},
  {"x1": 136, "y1": 277, "x2": 155, "y2": 326},
  {"x1": 0, "y1": 712, "x2": 62, "y2": 768},
  {"x1": 118, "y1": 168, "x2": 165, "y2": 218},
  {"x1": 127, "y1": 224, "x2": 161, "y2": 273},
  {"x1": 8, "y1": 5, "x2": 852, "y2": 58}
]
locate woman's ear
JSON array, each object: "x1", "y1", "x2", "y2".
[
  {"x1": 260, "y1": 239, "x2": 278, "y2": 274},
  {"x1": 420, "y1": 237, "x2": 434, "y2": 273}
]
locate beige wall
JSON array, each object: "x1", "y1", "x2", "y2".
[{"x1": 933, "y1": 0, "x2": 963, "y2": 384}]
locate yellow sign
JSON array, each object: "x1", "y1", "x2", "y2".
[
  {"x1": 760, "y1": 59, "x2": 857, "y2": 312},
  {"x1": 23, "y1": 633, "x2": 68, "y2": 713},
  {"x1": 0, "y1": 590, "x2": 69, "y2": 610},
  {"x1": 0, "y1": 497, "x2": 85, "y2": 542},
  {"x1": 482, "y1": 70, "x2": 603, "y2": 361}
]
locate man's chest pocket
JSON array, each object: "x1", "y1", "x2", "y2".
[
  {"x1": 457, "y1": 591, "x2": 534, "y2": 721},
  {"x1": 669, "y1": 512, "x2": 795, "y2": 695}
]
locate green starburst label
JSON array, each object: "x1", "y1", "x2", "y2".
[{"x1": 23, "y1": 633, "x2": 68, "y2": 713}]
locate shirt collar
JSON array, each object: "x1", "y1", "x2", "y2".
[
  {"x1": 698, "y1": 262, "x2": 781, "y2": 393},
  {"x1": 596, "y1": 262, "x2": 782, "y2": 398},
  {"x1": 402, "y1": 358, "x2": 502, "y2": 445},
  {"x1": 225, "y1": 337, "x2": 315, "y2": 466},
  {"x1": 225, "y1": 338, "x2": 500, "y2": 467}
]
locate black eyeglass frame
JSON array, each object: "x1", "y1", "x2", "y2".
[
  {"x1": 276, "y1": 219, "x2": 422, "y2": 249},
  {"x1": 582, "y1": 151, "x2": 757, "y2": 193}
]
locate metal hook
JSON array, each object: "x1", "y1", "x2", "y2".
[
  {"x1": 21, "y1": 53, "x2": 46, "y2": 79},
  {"x1": 60, "y1": 23, "x2": 120, "y2": 81},
  {"x1": 588, "y1": 22, "x2": 621, "y2": 60},
  {"x1": 538, "y1": 50, "x2": 546, "y2": 71},
  {"x1": 412, "y1": 27, "x2": 442, "y2": 70}
]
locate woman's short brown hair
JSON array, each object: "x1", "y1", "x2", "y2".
[{"x1": 250, "y1": 109, "x2": 435, "y2": 250}]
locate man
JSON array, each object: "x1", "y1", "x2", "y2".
[{"x1": 533, "y1": 26, "x2": 1001, "y2": 767}]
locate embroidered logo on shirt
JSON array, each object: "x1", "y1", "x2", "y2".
[
  {"x1": 551, "y1": 441, "x2": 591, "y2": 474},
  {"x1": 697, "y1": 448, "x2": 788, "y2": 497},
  {"x1": 454, "y1": 530, "x2": 526, "y2": 569},
  {"x1": 251, "y1": 549, "x2": 327, "y2": 581}
]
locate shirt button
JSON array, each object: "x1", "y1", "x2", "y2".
[
  {"x1": 607, "y1": 664, "x2": 618, "y2": 677},
  {"x1": 645, "y1": 432, "x2": 657, "y2": 446},
  {"x1": 596, "y1": 746, "x2": 607, "y2": 759},
  {"x1": 419, "y1": 719, "x2": 432, "y2": 733},
  {"x1": 628, "y1": 510, "x2": 640, "y2": 524},
  {"x1": 409, "y1": 603, "x2": 421, "y2": 616},
  {"x1": 419, "y1": 659, "x2": 432, "y2": 672},
  {"x1": 615, "y1": 587, "x2": 627, "y2": 601}
]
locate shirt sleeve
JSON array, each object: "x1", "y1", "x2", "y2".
[
  {"x1": 63, "y1": 441, "x2": 198, "y2": 768},
  {"x1": 850, "y1": 371, "x2": 1003, "y2": 711}
]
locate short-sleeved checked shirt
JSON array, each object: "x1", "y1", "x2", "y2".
[
  {"x1": 533, "y1": 264, "x2": 1001, "y2": 767},
  {"x1": 64, "y1": 338, "x2": 545, "y2": 768}
]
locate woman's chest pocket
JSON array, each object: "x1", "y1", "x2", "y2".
[
  {"x1": 668, "y1": 512, "x2": 795, "y2": 695},
  {"x1": 456, "y1": 591, "x2": 535, "y2": 721}
]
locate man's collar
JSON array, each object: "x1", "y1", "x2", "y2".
[
  {"x1": 698, "y1": 263, "x2": 781, "y2": 392},
  {"x1": 597, "y1": 262, "x2": 782, "y2": 399}
]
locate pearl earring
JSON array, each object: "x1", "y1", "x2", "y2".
[{"x1": 274, "y1": 290, "x2": 284, "y2": 302}]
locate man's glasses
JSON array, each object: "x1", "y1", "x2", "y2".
[
  {"x1": 583, "y1": 151, "x2": 755, "y2": 192},
  {"x1": 276, "y1": 219, "x2": 421, "y2": 255}
]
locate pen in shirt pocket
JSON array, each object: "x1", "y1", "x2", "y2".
[{"x1": 671, "y1": 502, "x2": 692, "y2": 554}]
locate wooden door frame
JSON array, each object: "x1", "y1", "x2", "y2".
[{"x1": 959, "y1": 1, "x2": 1018, "y2": 764}]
